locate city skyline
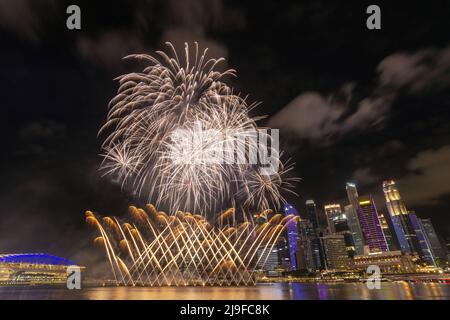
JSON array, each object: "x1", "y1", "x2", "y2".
[
  {"x1": 235, "y1": 176, "x2": 446, "y2": 279},
  {"x1": 0, "y1": 2, "x2": 449, "y2": 304}
]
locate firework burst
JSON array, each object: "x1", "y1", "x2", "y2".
[{"x1": 99, "y1": 42, "x2": 298, "y2": 216}]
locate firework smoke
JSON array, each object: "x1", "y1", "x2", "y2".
[{"x1": 99, "y1": 42, "x2": 298, "y2": 216}]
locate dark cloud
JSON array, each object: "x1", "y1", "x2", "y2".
[
  {"x1": 269, "y1": 85, "x2": 393, "y2": 144},
  {"x1": 398, "y1": 145, "x2": 450, "y2": 206},
  {"x1": 77, "y1": 31, "x2": 147, "y2": 70},
  {"x1": 377, "y1": 46, "x2": 450, "y2": 93},
  {"x1": 71, "y1": 0, "x2": 229, "y2": 75},
  {"x1": 0, "y1": 0, "x2": 58, "y2": 43},
  {"x1": 352, "y1": 168, "x2": 379, "y2": 187},
  {"x1": 19, "y1": 119, "x2": 66, "y2": 141},
  {"x1": 270, "y1": 45, "x2": 450, "y2": 145},
  {"x1": 160, "y1": 0, "x2": 228, "y2": 65}
]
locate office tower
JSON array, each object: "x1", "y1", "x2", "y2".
[
  {"x1": 383, "y1": 180, "x2": 432, "y2": 263},
  {"x1": 421, "y1": 218, "x2": 448, "y2": 264},
  {"x1": 378, "y1": 211, "x2": 397, "y2": 251},
  {"x1": 357, "y1": 196, "x2": 388, "y2": 253},
  {"x1": 383, "y1": 179, "x2": 418, "y2": 253},
  {"x1": 324, "y1": 204, "x2": 342, "y2": 233},
  {"x1": 277, "y1": 236, "x2": 291, "y2": 271},
  {"x1": 305, "y1": 200, "x2": 320, "y2": 231},
  {"x1": 256, "y1": 246, "x2": 280, "y2": 272},
  {"x1": 446, "y1": 237, "x2": 450, "y2": 263},
  {"x1": 305, "y1": 200, "x2": 326, "y2": 270},
  {"x1": 283, "y1": 203, "x2": 300, "y2": 271},
  {"x1": 311, "y1": 237, "x2": 325, "y2": 271},
  {"x1": 321, "y1": 234, "x2": 350, "y2": 270},
  {"x1": 333, "y1": 214, "x2": 349, "y2": 233},
  {"x1": 409, "y1": 213, "x2": 434, "y2": 265},
  {"x1": 297, "y1": 219, "x2": 317, "y2": 272},
  {"x1": 344, "y1": 204, "x2": 364, "y2": 255},
  {"x1": 346, "y1": 182, "x2": 359, "y2": 208},
  {"x1": 332, "y1": 213, "x2": 356, "y2": 258},
  {"x1": 345, "y1": 183, "x2": 365, "y2": 255}
]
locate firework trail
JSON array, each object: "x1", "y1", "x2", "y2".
[
  {"x1": 99, "y1": 42, "x2": 298, "y2": 216},
  {"x1": 85, "y1": 206, "x2": 300, "y2": 286}
]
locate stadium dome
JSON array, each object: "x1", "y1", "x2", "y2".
[{"x1": 0, "y1": 253, "x2": 75, "y2": 266}]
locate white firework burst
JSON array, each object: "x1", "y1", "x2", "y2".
[{"x1": 99, "y1": 42, "x2": 298, "y2": 216}]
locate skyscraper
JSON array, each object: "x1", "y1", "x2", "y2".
[
  {"x1": 345, "y1": 183, "x2": 365, "y2": 255},
  {"x1": 346, "y1": 183, "x2": 359, "y2": 208},
  {"x1": 256, "y1": 246, "x2": 280, "y2": 272},
  {"x1": 297, "y1": 219, "x2": 317, "y2": 272},
  {"x1": 283, "y1": 203, "x2": 300, "y2": 271},
  {"x1": 421, "y1": 218, "x2": 448, "y2": 265},
  {"x1": 305, "y1": 200, "x2": 325, "y2": 270},
  {"x1": 409, "y1": 213, "x2": 434, "y2": 265},
  {"x1": 378, "y1": 211, "x2": 397, "y2": 251},
  {"x1": 383, "y1": 180, "x2": 417, "y2": 252},
  {"x1": 333, "y1": 213, "x2": 356, "y2": 258},
  {"x1": 324, "y1": 204, "x2": 342, "y2": 233},
  {"x1": 321, "y1": 234, "x2": 350, "y2": 270},
  {"x1": 357, "y1": 196, "x2": 388, "y2": 253},
  {"x1": 383, "y1": 180, "x2": 432, "y2": 263},
  {"x1": 277, "y1": 236, "x2": 291, "y2": 271},
  {"x1": 305, "y1": 200, "x2": 319, "y2": 231}
]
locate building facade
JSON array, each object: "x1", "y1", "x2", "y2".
[
  {"x1": 345, "y1": 183, "x2": 365, "y2": 255},
  {"x1": 283, "y1": 203, "x2": 300, "y2": 271},
  {"x1": 305, "y1": 200, "x2": 320, "y2": 231},
  {"x1": 421, "y1": 218, "x2": 448, "y2": 265},
  {"x1": 383, "y1": 180, "x2": 435, "y2": 265},
  {"x1": 324, "y1": 204, "x2": 342, "y2": 234},
  {"x1": 0, "y1": 253, "x2": 80, "y2": 285},
  {"x1": 352, "y1": 251, "x2": 416, "y2": 273},
  {"x1": 378, "y1": 211, "x2": 397, "y2": 251},
  {"x1": 357, "y1": 196, "x2": 389, "y2": 253},
  {"x1": 321, "y1": 234, "x2": 350, "y2": 270}
]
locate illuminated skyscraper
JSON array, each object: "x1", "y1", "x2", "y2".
[
  {"x1": 357, "y1": 196, "x2": 388, "y2": 253},
  {"x1": 256, "y1": 246, "x2": 280, "y2": 273},
  {"x1": 383, "y1": 180, "x2": 424, "y2": 254},
  {"x1": 332, "y1": 213, "x2": 356, "y2": 258},
  {"x1": 345, "y1": 183, "x2": 365, "y2": 255},
  {"x1": 305, "y1": 200, "x2": 325, "y2": 270},
  {"x1": 378, "y1": 211, "x2": 397, "y2": 251},
  {"x1": 305, "y1": 200, "x2": 319, "y2": 231},
  {"x1": 420, "y1": 218, "x2": 448, "y2": 265},
  {"x1": 324, "y1": 204, "x2": 342, "y2": 233},
  {"x1": 346, "y1": 183, "x2": 359, "y2": 208},
  {"x1": 382, "y1": 180, "x2": 437, "y2": 264},
  {"x1": 277, "y1": 236, "x2": 291, "y2": 271},
  {"x1": 283, "y1": 203, "x2": 300, "y2": 271},
  {"x1": 321, "y1": 234, "x2": 350, "y2": 270},
  {"x1": 297, "y1": 219, "x2": 317, "y2": 272},
  {"x1": 407, "y1": 212, "x2": 434, "y2": 265}
]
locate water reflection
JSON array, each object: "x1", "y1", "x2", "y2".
[{"x1": 0, "y1": 283, "x2": 449, "y2": 300}]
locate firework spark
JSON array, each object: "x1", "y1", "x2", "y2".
[
  {"x1": 86, "y1": 205, "x2": 299, "y2": 286},
  {"x1": 99, "y1": 42, "x2": 298, "y2": 215}
]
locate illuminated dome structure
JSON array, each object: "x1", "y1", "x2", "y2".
[
  {"x1": 0, "y1": 253, "x2": 75, "y2": 265},
  {"x1": 0, "y1": 253, "x2": 78, "y2": 285}
]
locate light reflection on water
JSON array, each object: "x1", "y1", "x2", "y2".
[{"x1": 0, "y1": 282, "x2": 449, "y2": 300}]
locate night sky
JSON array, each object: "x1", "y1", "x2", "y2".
[{"x1": 1, "y1": 0, "x2": 450, "y2": 268}]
